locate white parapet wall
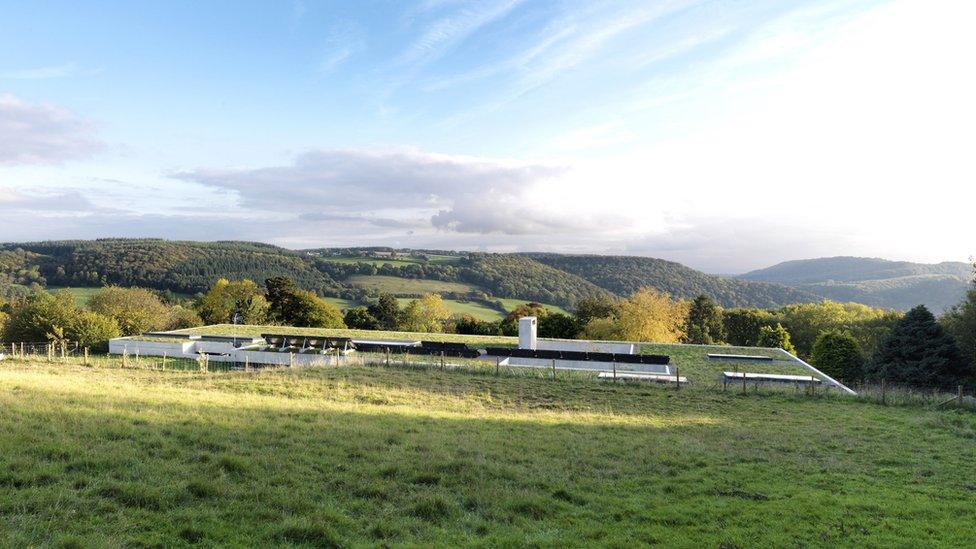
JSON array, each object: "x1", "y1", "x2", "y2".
[
  {"x1": 109, "y1": 337, "x2": 347, "y2": 367},
  {"x1": 109, "y1": 338, "x2": 196, "y2": 357}
]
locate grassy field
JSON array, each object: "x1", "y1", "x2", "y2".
[
  {"x1": 322, "y1": 297, "x2": 359, "y2": 311},
  {"x1": 347, "y1": 275, "x2": 479, "y2": 296},
  {"x1": 496, "y1": 297, "x2": 571, "y2": 316},
  {"x1": 396, "y1": 298, "x2": 504, "y2": 321},
  {"x1": 0, "y1": 357, "x2": 973, "y2": 546},
  {"x1": 46, "y1": 286, "x2": 102, "y2": 308}
]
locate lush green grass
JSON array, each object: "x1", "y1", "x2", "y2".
[
  {"x1": 0, "y1": 357, "x2": 974, "y2": 546},
  {"x1": 496, "y1": 297, "x2": 571, "y2": 316},
  {"x1": 46, "y1": 286, "x2": 102, "y2": 308},
  {"x1": 397, "y1": 298, "x2": 504, "y2": 321},
  {"x1": 347, "y1": 275, "x2": 479, "y2": 296},
  {"x1": 322, "y1": 297, "x2": 359, "y2": 311}
]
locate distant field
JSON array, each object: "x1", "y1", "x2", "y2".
[
  {"x1": 322, "y1": 297, "x2": 359, "y2": 311},
  {"x1": 1, "y1": 358, "x2": 973, "y2": 546},
  {"x1": 46, "y1": 286, "x2": 102, "y2": 308},
  {"x1": 396, "y1": 298, "x2": 503, "y2": 321},
  {"x1": 496, "y1": 297, "x2": 571, "y2": 316},
  {"x1": 347, "y1": 275, "x2": 478, "y2": 296}
]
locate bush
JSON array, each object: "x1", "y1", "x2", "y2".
[
  {"x1": 810, "y1": 330, "x2": 863, "y2": 382},
  {"x1": 67, "y1": 311, "x2": 121, "y2": 349}
]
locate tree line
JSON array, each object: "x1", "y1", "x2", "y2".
[{"x1": 4, "y1": 265, "x2": 973, "y2": 391}]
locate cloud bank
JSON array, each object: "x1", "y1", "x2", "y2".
[{"x1": 0, "y1": 94, "x2": 103, "y2": 165}]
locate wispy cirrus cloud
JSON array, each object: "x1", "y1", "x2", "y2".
[{"x1": 397, "y1": 0, "x2": 524, "y2": 67}]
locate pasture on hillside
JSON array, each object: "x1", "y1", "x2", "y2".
[
  {"x1": 0, "y1": 356, "x2": 974, "y2": 546},
  {"x1": 346, "y1": 275, "x2": 479, "y2": 296},
  {"x1": 395, "y1": 297, "x2": 504, "y2": 321},
  {"x1": 495, "y1": 297, "x2": 570, "y2": 316},
  {"x1": 46, "y1": 286, "x2": 102, "y2": 308}
]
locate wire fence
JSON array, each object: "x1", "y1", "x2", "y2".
[{"x1": 2, "y1": 342, "x2": 973, "y2": 411}]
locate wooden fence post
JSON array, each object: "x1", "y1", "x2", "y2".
[
  {"x1": 84, "y1": 347, "x2": 89, "y2": 367},
  {"x1": 495, "y1": 357, "x2": 500, "y2": 376},
  {"x1": 958, "y1": 385, "x2": 964, "y2": 409},
  {"x1": 551, "y1": 359, "x2": 556, "y2": 381}
]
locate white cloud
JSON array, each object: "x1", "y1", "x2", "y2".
[{"x1": 0, "y1": 94, "x2": 103, "y2": 165}]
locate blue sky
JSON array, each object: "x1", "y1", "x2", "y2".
[{"x1": 1, "y1": 0, "x2": 973, "y2": 272}]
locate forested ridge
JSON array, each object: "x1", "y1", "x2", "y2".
[
  {"x1": 525, "y1": 253, "x2": 818, "y2": 307},
  {"x1": 740, "y1": 257, "x2": 971, "y2": 311},
  {"x1": 0, "y1": 239, "x2": 854, "y2": 308}
]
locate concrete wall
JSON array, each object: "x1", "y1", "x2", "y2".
[{"x1": 109, "y1": 339, "x2": 194, "y2": 357}]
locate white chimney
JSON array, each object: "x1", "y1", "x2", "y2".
[{"x1": 519, "y1": 316, "x2": 538, "y2": 350}]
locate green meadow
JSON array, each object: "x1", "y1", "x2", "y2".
[
  {"x1": 396, "y1": 297, "x2": 504, "y2": 321},
  {"x1": 346, "y1": 275, "x2": 480, "y2": 296},
  {"x1": 45, "y1": 286, "x2": 103, "y2": 308},
  {"x1": 1, "y1": 355, "x2": 974, "y2": 546}
]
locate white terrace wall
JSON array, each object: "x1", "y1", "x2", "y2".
[{"x1": 109, "y1": 339, "x2": 195, "y2": 357}]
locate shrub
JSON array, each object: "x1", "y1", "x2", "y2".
[
  {"x1": 810, "y1": 330, "x2": 863, "y2": 382},
  {"x1": 67, "y1": 311, "x2": 121, "y2": 349}
]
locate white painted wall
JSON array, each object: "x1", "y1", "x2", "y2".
[{"x1": 519, "y1": 317, "x2": 538, "y2": 350}]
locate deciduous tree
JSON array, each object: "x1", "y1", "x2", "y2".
[
  {"x1": 89, "y1": 286, "x2": 172, "y2": 336},
  {"x1": 684, "y1": 294, "x2": 725, "y2": 344},
  {"x1": 614, "y1": 288, "x2": 687, "y2": 343},
  {"x1": 757, "y1": 323, "x2": 796, "y2": 354}
]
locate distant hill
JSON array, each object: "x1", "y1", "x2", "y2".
[
  {"x1": 740, "y1": 257, "x2": 972, "y2": 312},
  {"x1": 525, "y1": 254, "x2": 819, "y2": 308},
  {"x1": 7, "y1": 240, "x2": 947, "y2": 312}
]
